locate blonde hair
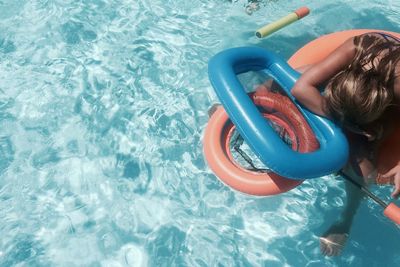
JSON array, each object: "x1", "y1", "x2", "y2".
[{"x1": 324, "y1": 33, "x2": 400, "y2": 140}]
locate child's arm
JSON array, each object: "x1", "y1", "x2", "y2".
[{"x1": 291, "y1": 37, "x2": 357, "y2": 117}]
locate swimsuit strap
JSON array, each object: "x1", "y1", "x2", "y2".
[{"x1": 374, "y1": 32, "x2": 400, "y2": 43}]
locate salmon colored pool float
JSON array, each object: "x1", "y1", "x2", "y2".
[
  {"x1": 204, "y1": 29, "x2": 400, "y2": 224},
  {"x1": 204, "y1": 89, "x2": 319, "y2": 196}
]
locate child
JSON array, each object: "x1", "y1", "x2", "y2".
[{"x1": 291, "y1": 32, "x2": 400, "y2": 256}]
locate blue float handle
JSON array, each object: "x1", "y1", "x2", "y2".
[{"x1": 208, "y1": 46, "x2": 349, "y2": 179}]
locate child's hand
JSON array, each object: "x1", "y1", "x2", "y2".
[{"x1": 381, "y1": 163, "x2": 400, "y2": 198}]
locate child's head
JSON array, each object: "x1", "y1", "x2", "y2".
[
  {"x1": 324, "y1": 68, "x2": 393, "y2": 139},
  {"x1": 324, "y1": 33, "x2": 400, "y2": 140}
]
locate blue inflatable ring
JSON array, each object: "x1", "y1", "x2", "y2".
[{"x1": 207, "y1": 46, "x2": 349, "y2": 179}]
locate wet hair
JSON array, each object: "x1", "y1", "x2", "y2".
[{"x1": 324, "y1": 33, "x2": 400, "y2": 140}]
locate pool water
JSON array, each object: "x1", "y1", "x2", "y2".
[{"x1": 0, "y1": 0, "x2": 399, "y2": 266}]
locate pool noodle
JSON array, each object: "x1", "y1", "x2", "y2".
[
  {"x1": 384, "y1": 203, "x2": 400, "y2": 225},
  {"x1": 256, "y1": 7, "x2": 310, "y2": 38}
]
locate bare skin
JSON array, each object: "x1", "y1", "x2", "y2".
[{"x1": 291, "y1": 33, "x2": 400, "y2": 256}]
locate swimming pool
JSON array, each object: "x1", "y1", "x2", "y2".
[{"x1": 0, "y1": 0, "x2": 399, "y2": 266}]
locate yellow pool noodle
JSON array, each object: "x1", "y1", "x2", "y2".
[{"x1": 256, "y1": 7, "x2": 310, "y2": 38}]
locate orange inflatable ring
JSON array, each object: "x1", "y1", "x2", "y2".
[
  {"x1": 204, "y1": 29, "x2": 400, "y2": 196},
  {"x1": 204, "y1": 89, "x2": 319, "y2": 196}
]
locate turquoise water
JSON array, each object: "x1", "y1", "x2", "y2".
[{"x1": 0, "y1": 0, "x2": 399, "y2": 266}]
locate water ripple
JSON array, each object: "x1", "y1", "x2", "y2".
[{"x1": 1, "y1": 0, "x2": 400, "y2": 266}]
